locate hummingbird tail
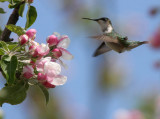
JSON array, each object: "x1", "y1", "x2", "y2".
[{"x1": 141, "y1": 41, "x2": 149, "y2": 44}]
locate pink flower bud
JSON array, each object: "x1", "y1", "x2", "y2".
[
  {"x1": 42, "y1": 81, "x2": 56, "y2": 88},
  {"x1": 46, "y1": 35, "x2": 58, "y2": 46},
  {"x1": 37, "y1": 73, "x2": 46, "y2": 82},
  {"x1": 22, "y1": 65, "x2": 34, "y2": 79},
  {"x1": 19, "y1": 34, "x2": 29, "y2": 45},
  {"x1": 33, "y1": 43, "x2": 49, "y2": 57},
  {"x1": 52, "y1": 48, "x2": 62, "y2": 58},
  {"x1": 30, "y1": 60, "x2": 36, "y2": 68},
  {"x1": 29, "y1": 41, "x2": 39, "y2": 56},
  {"x1": 150, "y1": 28, "x2": 160, "y2": 48},
  {"x1": 26, "y1": 29, "x2": 37, "y2": 40}
]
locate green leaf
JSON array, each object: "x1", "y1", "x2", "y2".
[
  {"x1": 0, "y1": 0, "x2": 9, "y2": 2},
  {"x1": 7, "y1": 55, "x2": 18, "y2": 85},
  {"x1": 0, "y1": 48, "x2": 5, "y2": 55},
  {"x1": 25, "y1": 5, "x2": 37, "y2": 30},
  {"x1": 6, "y1": 24, "x2": 26, "y2": 36},
  {"x1": 0, "y1": 81, "x2": 29, "y2": 106},
  {"x1": 1, "y1": 55, "x2": 10, "y2": 80},
  {"x1": 37, "y1": 83, "x2": 49, "y2": 105},
  {"x1": 8, "y1": 0, "x2": 23, "y2": 8},
  {"x1": 0, "y1": 41, "x2": 9, "y2": 51},
  {"x1": 0, "y1": 8, "x2": 5, "y2": 14},
  {"x1": 7, "y1": 42, "x2": 24, "y2": 52},
  {"x1": 18, "y1": 3, "x2": 25, "y2": 17},
  {"x1": 7, "y1": 42, "x2": 18, "y2": 51}
]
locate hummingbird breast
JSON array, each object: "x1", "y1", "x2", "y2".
[{"x1": 105, "y1": 42, "x2": 125, "y2": 53}]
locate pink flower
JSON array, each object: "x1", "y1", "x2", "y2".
[
  {"x1": 150, "y1": 28, "x2": 160, "y2": 48},
  {"x1": 19, "y1": 34, "x2": 29, "y2": 45},
  {"x1": 52, "y1": 48, "x2": 62, "y2": 58},
  {"x1": 58, "y1": 48, "x2": 74, "y2": 60},
  {"x1": 44, "y1": 62, "x2": 67, "y2": 85},
  {"x1": 29, "y1": 41, "x2": 39, "y2": 56},
  {"x1": 36, "y1": 61, "x2": 67, "y2": 88},
  {"x1": 54, "y1": 33, "x2": 73, "y2": 60},
  {"x1": 37, "y1": 73, "x2": 46, "y2": 82},
  {"x1": 22, "y1": 65, "x2": 34, "y2": 79},
  {"x1": 35, "y1": 57, "x2": 51, "y2": 72},
  {"x1": 32, "y1": 43, "x2": 49, "y2": 58},
  {"x1": 26, "y1": 29, "x2": 36, "y2": 40},
  {"x1": 46, "y1": 35, "x2": 58, "y2": 46}
]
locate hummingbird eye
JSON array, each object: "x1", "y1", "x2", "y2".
[{"x1": 102, "y1": 18, "x2": 106, "y2": 21}]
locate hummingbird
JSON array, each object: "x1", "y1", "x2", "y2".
[{"x1": 82, "y1": 17, "x2": 149, "y2": 57}]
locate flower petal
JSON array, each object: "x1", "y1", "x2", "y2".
[
  {"x1": 36, "y1": 57, "x2": 51, "y2": 72},
  {"x1": 60, "y1": 48, "x2": 74, "y2": 60},
  {"x1": 58, "y1": 59, "x2": 68, "y2": 69},
  {"x1": 53, "y1": 32, "x2": 61, "y2": 39},
  {"x1": 44, "y1": 62, "x2": 61, "y2": 76},
  {"x1": 57, "y1": 36, "x2": 70, "y2": 49},
  {"x1": 50, "y1": 75, "x2": 67, "y2": 86}
]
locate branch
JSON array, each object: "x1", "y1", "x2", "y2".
[{"x1": 0, "y1": 2, "x2": 24, "y2": 42}]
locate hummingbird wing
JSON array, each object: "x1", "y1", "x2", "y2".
[
  {"x1": 93, "y1": 42, "x2": 112, "y2": 57},
  {"x1": 90, "y1": 35, "x2": 119, "y2": 43}
]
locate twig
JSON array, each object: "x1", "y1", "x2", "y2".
[{"x1": 0, "y1": 2, "x2": 25, "y2": 42}]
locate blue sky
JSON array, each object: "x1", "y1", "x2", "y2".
[{"x1": 0, "y1": 0, "x2": 160, "y2": 119}]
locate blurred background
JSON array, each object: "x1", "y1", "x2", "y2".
[{"x1": 0, "y1": 0, "x2": 160, "y2": 119}]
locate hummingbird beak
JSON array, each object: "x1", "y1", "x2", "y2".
[{"x1": 82, "y1": 18, "x2": 98, "y2": 21}]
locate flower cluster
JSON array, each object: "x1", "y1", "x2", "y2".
[{"x1": 20, "y1": 29, "x2": 73, "y2": 88}]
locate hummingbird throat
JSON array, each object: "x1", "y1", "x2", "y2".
[{"x1": 104, "y1": 24, "x2": 113, "y2": 34}]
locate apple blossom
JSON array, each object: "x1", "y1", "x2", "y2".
[
  {"x1": 43, "y1": 62, "x2": 67, "y2": 86},
  {"x1": 52, "y1": 48, "x2": 62, "y2": 58},
  {"x1": 29, "y1": 41, "x2": 39, "y2": 55},
  {"x1": 18, "y1": 31, "x2": 72, "y2": 88},
  {"x1": 59, "y1": 48, "x2": 74, "y2": 60},
  {"x1": 57, "y1": 35, "x2": 70, "y2": 49},
  {"x1": 22, "y1": 65, "x2": 34, "y2": 79},
  {"x1": 53, "y1": 34, "x2": 73, "y2": 60},
  {"x1": 19, "y1": 34, "x2": 29, "y2": 45},
  {"x1": 46, "y1": 35, "x2": 58, "y2": 46},
  {"x1": 32, "y1": 43, "x2": 49, "y2": 57},
  {"x1": 44, "y1": 62, "x2": 61, "y2": 76},
  {"x1": 37, "y1": 73, "x2": 46, "y2": 82},
  {"x1": 35, "y1": 57, "x2": 51, "y2": 72},
  {"x1": 36, "y1": 61, "x2": 67, "y2": 88},
  {"x1": 26, "y1": 29, "x2": 37, "y2": 40}
]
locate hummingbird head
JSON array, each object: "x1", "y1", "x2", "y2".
[{"x1": 82, "y1": 17, "x2": 113, "y2": 33}]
